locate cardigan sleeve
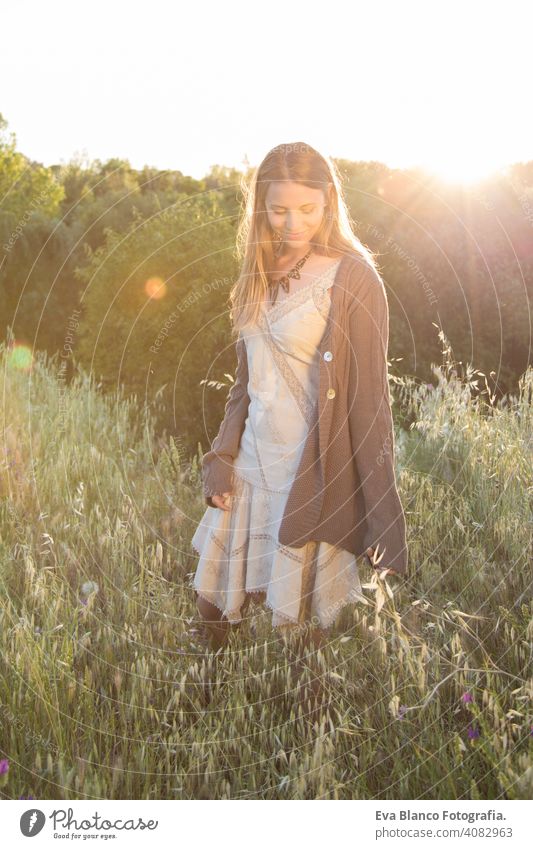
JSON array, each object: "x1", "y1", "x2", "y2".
[
  {"x1": 201, "y1": 333, "x2": 250, "y2": 507},
  {"x1": 347, "y1": 266, "x2": 408, "y2": 575}
]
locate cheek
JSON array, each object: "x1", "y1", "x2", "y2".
[
  {"x1": 266, "y1": 211, "x2": 279, "y2": 229},
  {"x1": 309, "y1": 212, "x2": 324, "y2": 229}
]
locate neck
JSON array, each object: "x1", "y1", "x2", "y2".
[{"x1": 277, "y1": 243, "x2": 313, "y2": 266}]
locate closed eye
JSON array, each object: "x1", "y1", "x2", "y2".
[{"x1": 271, "y1": 206, "x2": 316, "y2": 213}]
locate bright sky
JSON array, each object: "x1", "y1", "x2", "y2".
[{"x1": 2, "y1": 0, "x2": 532, "y2": 183}]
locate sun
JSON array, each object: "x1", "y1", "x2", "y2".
[{"x1": 419, "y1": 156, "x2": 503, "y2": 186}]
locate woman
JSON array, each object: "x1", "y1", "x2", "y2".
[{"x1": 190, "y1": 142, "x2": 408, "y2": 663}]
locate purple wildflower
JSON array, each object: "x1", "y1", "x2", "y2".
[
  {"x1": 398, "y1": 705, "x2": 408, "y2": 720},
  {"x1": 461, "y1": 692, "x2": 473, "y2": 703},
  {"x1": 18, "y1": 795, "x2": 35, "y2": 800},
  {"x1": 467, "y1": 725, "x2": 480, "y2": 740},
  {"x1": 0, "y1": 759, "x2": 9, "y2": 774}
]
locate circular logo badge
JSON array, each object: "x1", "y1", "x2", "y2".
[{"x1": 20, "y1": 809, "x2": 46, "y2": 837}]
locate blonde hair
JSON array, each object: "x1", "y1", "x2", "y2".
[{"x1": 229, "y1": 141, "x2": 379, "y2": 335}]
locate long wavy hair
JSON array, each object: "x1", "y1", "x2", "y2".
[{"x1": 229, "y1": 141, "x2": 379, "y2": 336}]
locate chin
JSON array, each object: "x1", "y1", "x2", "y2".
[{"x1": 284, "y1": 234, "x2": 309, "y2": 242}]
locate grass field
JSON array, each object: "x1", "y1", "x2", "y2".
[{"x1": 0, "y1": 339, "x2": 531, "y2": 800}]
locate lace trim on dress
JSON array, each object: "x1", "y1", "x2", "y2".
[
  {"x1": 265, "y1": 258, "x2": 342, "y2": 323},
  {"x1": 258, "y1": 308, "x2": 316, "y2": 426},
  {"x1": 193, "y1": 584, "x2": 367, "y2": 632},
  {"x1": 191, "y1": 472, "x2": 368, "y2": 632}
]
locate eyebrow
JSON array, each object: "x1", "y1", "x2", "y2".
[{"x1": 268, "y1": 202, "x2": 316, "y2": 209}]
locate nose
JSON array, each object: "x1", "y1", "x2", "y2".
[{"x1": 285, "y1": 214, "x2": 302, "y2": 233}]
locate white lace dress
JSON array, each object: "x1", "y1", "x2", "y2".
[{"x1": 190, "y1": 258, "x2": 368, "y2": 631}]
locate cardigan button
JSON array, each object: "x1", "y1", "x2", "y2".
[
  {"x1": 323, "y1": 350, "x2": 333, "y2": 362},
  {"x1": 326, "y1": 387, "x2": 336, "y2": 399}
]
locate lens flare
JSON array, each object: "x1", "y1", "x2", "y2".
[
  {"x1": 7, "y1": 344, "x2": 33, "y2": 372},
  {"x1": 145, "y1": 276, "x2": 167, "y2": 300}
]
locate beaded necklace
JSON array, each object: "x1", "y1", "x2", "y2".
[{"x1": 268, "y1": 249, "x2": 313, "y2": 306}]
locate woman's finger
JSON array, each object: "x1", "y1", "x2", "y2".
[{"x1": 212, "y1": 492, "x2": 232, "y2": 511}]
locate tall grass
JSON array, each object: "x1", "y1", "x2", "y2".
[{"x1": 0, "y1": 336, "x2": 531, "y2": 800}]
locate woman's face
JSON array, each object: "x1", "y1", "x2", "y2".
[{"x1": 265, "y1": 181, "x2": 327, "y2": 250}]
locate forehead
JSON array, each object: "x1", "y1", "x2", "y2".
[{"x1": 265, "y1": 181, "x2": 324, "y2": 205}]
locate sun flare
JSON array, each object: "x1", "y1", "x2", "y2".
[{"x1": 420, "y1": 157, "x2": 503, "y2": 186}]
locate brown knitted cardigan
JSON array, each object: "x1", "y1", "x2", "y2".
[{"x1": 200, "y1": 250, "x2": 408, "y2": 575}]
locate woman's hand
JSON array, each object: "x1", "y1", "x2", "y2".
[
  {"x1": 211, "y1": 492, "x2": 232, "y2": 511},
  {"x1": 366, "y1": 545, "x2": 401, "y2": 577}
]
